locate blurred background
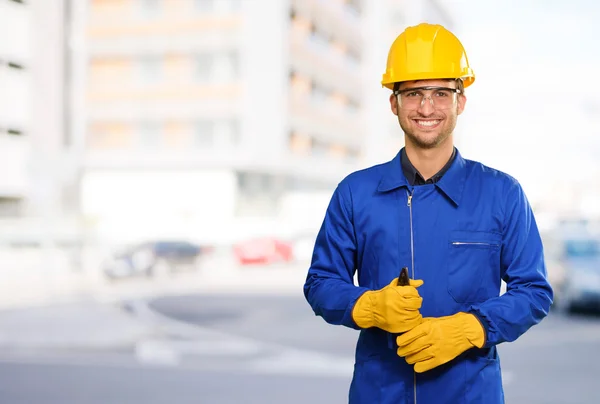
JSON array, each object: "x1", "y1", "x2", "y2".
[{"x1": 0, "y1": 0, "x2": 599, "y2": 403}]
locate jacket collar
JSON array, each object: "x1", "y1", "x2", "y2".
[
  {"x1": 401, "y1": 147, "x2": 456, "y2": 186},
  {"x1": 376, "y1": 148, "x2": 468, "y2": 206}
]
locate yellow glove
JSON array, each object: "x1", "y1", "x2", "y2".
[
  {"x1": 396, "y1": 312, "x2": 485, "y2": 373},
  {"x1": 352, "y1": 278, "x2": 424, "y2": 333}
]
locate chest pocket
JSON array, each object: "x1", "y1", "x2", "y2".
[{"x1": 446, "y1": 230, "x2": 502, "y2": 304}]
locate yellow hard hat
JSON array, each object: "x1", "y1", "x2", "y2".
[{"x1": 381, "y1": 23, "x2": 475, "y2": 90}]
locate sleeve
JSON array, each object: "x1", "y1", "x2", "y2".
[
  {"x1": 303, "y1": 181, "x2": 370, "y2": 329},
  {"x1": 468, "y1": 179, "x2": 554, "y2": 347}
]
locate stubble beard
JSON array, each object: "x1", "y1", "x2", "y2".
[{"x1": 399, "y1": 115, "x2": 456, "y2": 150}]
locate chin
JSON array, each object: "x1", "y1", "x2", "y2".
[{"x1": 413, "y1": 135, "x2": 444, "y2": 149}]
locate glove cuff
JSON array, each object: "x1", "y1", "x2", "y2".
[
  {"x1": 458, "y1": 312, "x2": 486, "y2": 349},
  {"x1": 351, "y1": 291, "x2": 376, "y2": 329}
]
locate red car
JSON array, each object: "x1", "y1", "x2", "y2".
[{"x1": 233, "y1": 237, "x2": 294, "y2": 265}]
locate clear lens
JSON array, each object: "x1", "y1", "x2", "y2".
[{"x1": 396, "y1": 87, "x2": 458, "y2": 110}]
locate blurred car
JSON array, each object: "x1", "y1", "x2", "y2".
[
  {"x1": 103, "y1": 240, "x2": 209, "y2": 279},
  {"x1": 233, "y1": 237, "x2": 293, "y2": 265},
  {"x1": 554, "y1": 237, "x2": 600, "y2": 313},
  {"x1": 546, "y1": 258, "x2": 566, "y2": 299},
  {"x1": 540, "y1": 231, "x2": 567, "y2": 303}
]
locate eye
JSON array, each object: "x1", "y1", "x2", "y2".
[
  {"x1": 405, "y1": 91, "x2": 421, "y2": 97},
  {"x1": 434, "y1": 90, "x2": 452, "y2": 97}
]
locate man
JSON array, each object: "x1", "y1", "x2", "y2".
[{"x1": 303, "y1": 23, "x2": 553, "y2": 403}]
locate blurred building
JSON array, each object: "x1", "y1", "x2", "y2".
[
  {"x1": 79, "y1": 0, "x2": 368, "y2": 241},
  {"x1": 0, "y1": 0, "x2": 75, "y2": 220},
  {"x1": 0, "y1": 0, "x2": 30, "y2": 216},
  {"x1": 0, "y1": 0, "x2": 460, "y2": 242}
]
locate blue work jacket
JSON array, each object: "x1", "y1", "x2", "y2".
[{"x1": 303, "y1": 149, "x2": 553, "y2": 404}]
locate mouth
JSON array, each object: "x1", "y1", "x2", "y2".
[{"x1": 413, "y1": 119, "x2": 442, "y2": 130}]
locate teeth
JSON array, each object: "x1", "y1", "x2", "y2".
[{"x1": 416, "y1": 120, "x2": 440, "y2": 127}]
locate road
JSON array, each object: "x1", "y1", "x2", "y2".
[{"x1": 0, "y1": 292, "x2": 599, "y2": 404}]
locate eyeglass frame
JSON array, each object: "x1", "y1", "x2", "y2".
[{"x1": 392, "y1": 86, "x2": 462, "y2": 110}]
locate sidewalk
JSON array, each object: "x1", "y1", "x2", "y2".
[
  {"x1": 0, "y1": 261, "x2": 306, "y2": 350},
  {"x1": 0, "y1": 259, "x2": 309, "y2": 351},
  {"x1": 0, "y1": 301, "x2": 160, "y2": 350},
  {"x1": 0, "y1": 256, "x2": 309, "y2": 309}
]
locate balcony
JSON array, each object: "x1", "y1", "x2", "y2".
[
  {"x1": 88, "y1": 14, "x2": 243, "y2": 40},
  {"x1": 288, "y1": 91, "x2": 364, "y2": 150},
  {"x1": 289, "y1": 25, "x2": 362, "y2": 105},
  {"x1": 88, "y1": 28, "x2": 243, "y2": 57},
  {"x1": 290, "y1": 0, "x2": 362, "y2": 56},
  {"x1": 86, "y1": 96, "x2": 243, "y2": 122}
]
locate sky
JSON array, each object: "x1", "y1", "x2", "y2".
[{"x1": 431, "y1": 0, "x2": 600, "y2": 212}]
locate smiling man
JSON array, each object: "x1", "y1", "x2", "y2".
[{"x1": 303, "y1": 23, "x2": 553, "y2": 403}]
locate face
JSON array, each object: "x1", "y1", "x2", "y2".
[{"x1": 389, "y1": 79, "x2": 466, "y2": 150}]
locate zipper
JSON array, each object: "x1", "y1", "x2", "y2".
[
  {"x1": 406, "y1": 190, "x2": 417, "y2": 404},
  {"x1": 407, "y1": 193, "x2": 415, "y2": 279},
  {"x1": 452, "y1": 241, "x2": 499, "y2": 247}
]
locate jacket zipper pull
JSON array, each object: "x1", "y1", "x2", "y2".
[{"x1": 407, "y1": 194, "x2": 413, "y2": 207}]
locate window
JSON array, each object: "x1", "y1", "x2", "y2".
[
  {"x1": 212, "y1": 52, "x2": 239, "y2": 83},
  {"x1": 138, "y1": 56, "x2": 163, "y2": 83},
  {"x1": 347, "y1": 49, "x2": 360, "y2": 66},
  {"x1": 222, "y1": 119, "x2": 240, "y2": 146},
  {"x1": 228, "y1": 0, "x2": 241, "y2": 11},
  {"x1": 309, "y1": 26, "x2": 329, "y2": 50},
  {"x1": 140, "y1": 0, "x2": 161, "y2": 16},
  {"x1": 196, "y1": 52, "x2": 239, "y2": 83},
  {"x1": 194, "y1": 0, "x2": 214, "y2": 12},
  {"x1": 202, "y1": 0, "x2": 241, "y2": 13},
  {"x1": 194, "y1": 53, "x2": 214, "y2": 82},
  {"x1": 347, "y1": 148, "x2": 361, "y2": 162},
  {"x1": 224, "y1": 52, "x2": 240, "y2": 79},
  {"x1": 345, "y1": 0, "x2": 361, "y2": 16},
  {"x1": 347, "y1": 100, "x2": 360, "y2": 114},
  {"x1": 139, "y1": 122, "x2": 162, "y2": 148},
  {"x1": 311, "y1": 82, "x2": 328, "y2": 104},
  {"x1": 311, "y1": 138, "x2": 328, "y2": 156},
  {"x1": 237, "y1": 172, "x2": 272, "y2": 195},
  {"x1": 194, "y1": 120, "x2": 214, "y2": 147},
  {"x1": 0, "y1": 198, "x2": 22, "y2": 217}
]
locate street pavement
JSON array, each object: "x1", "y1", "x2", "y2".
[
  {"x1": 0, "y1": 282, "x2": 599, "y2": 403},
  {"x1": 147, "y1": 293, "x2": 600, "y2": 404}
]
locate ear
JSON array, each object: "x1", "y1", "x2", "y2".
[
  {"x1": 389, "y1": 93, "x2": 398, "y2": 116},
  {"x1": 457, "y1": 94, "x2": 467, "y2": 116}
]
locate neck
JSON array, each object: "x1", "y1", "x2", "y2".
[{"x1": 404, "y1": 138, "x2": 455, "y2": 180}]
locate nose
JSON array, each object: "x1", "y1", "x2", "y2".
[{"x1": 417, "y1": 95, "x2": 435, "y2": 116}]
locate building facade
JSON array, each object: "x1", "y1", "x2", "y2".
[
  {"x1": 79, "y1": 0, "x2": 368, "y2": 242},
  {"x1": 0, "y1": 0, "x2": 74, "y2": 220},
  {"x1": 0, "y1": 0, "x2": 33, "y2": 216},
  {"x1": 0, "y1": 0, "x2": 460, "y2": 242}
]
